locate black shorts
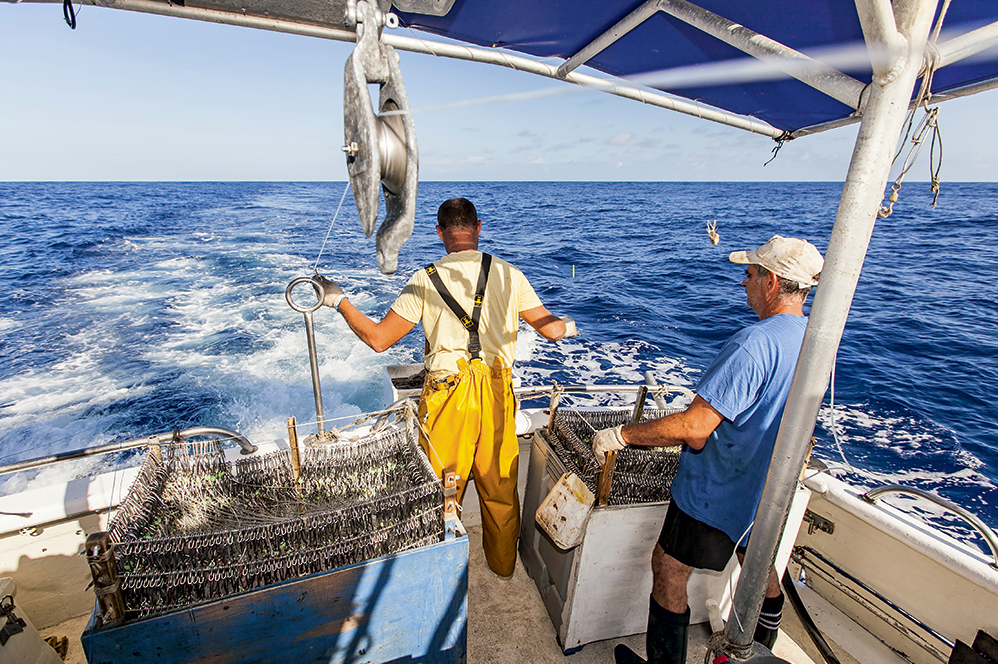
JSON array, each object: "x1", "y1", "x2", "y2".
[{"x1": 658, "y1": 501, "x2": 739, "y2": 572}]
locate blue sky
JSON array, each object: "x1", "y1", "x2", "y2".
[{"x1": 2, "y1": 3, "x2": 996, "y2": 182}]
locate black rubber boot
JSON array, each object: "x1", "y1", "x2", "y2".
[
  {"x1": 614, "y1": 597, "x2": 691, "y2": 664},
  {"x1": 647, "y1": 597, "x2": 690, "y2": 664},
  {"x1": 614, "y1": 643, "x2": 646, "y2": 664},
  {"x1": 754, "y1": 592, "x2": 785, "y2": 650}
]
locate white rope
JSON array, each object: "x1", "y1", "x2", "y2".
[
  {"x1": 312, "y1": 181, "x2": 352, "y2": 273},
  {"x1": 411, "y1": 405, "x2": 448, "y2": 471}
]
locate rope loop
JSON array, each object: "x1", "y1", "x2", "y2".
[
  {"x1": 878, "y1": 1, "x2": 952, "y2": 217},
  {"x1": 763, "y1": 132, "x2": 790, "y2": 167},
  {"x1": 63, "y1": 0, "x2": 77, "y2": 29}
]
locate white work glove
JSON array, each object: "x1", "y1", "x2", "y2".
[
  {"x1": 560, "y1": 316, "x2": 578, "y2": 338},
  {"x1": 592, "y1": 425, "x2": 626, "y2": 465},
  {"x1": 313, "y1": 274, "x2": 347, "y2": 311}
]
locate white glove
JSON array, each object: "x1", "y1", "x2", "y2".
[
  {"x1": 313, "y1": 274, "x2": 346, "y2": 310},
  {"x1": 592, "y1": 425, "x2": 626, "y2": 465},
  {"x1": 560, "y1": 316, "x2": 578, "y2": 338}
]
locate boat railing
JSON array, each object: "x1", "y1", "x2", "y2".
[
  {"x1": 861, "y1": 484, "x2": 998, "y2": 570},
  {"x1": 373, "y1": 377, "x2": 696, "y2": 433},
  {"x1": 512, "y1": 382, "x2": 695, "y2": 402},
  {"x1": 0, "y1": 426, "x2": 257, "y2": 477}
]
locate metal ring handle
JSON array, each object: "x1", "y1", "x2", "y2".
[
  {"x1": 285, "y1": 276, "x2": 325, "y2": 314},
  {"x1": 861, "y1": 484, "x2": 998, "y2": 569}
]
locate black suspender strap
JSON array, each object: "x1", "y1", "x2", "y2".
[{"x1": 425, "y1": 253, "x2": 493, "y2": 360}]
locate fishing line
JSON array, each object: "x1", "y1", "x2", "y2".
[
  {"x1": 412, "y1": 413, "x2": 448, "y2": 479},
  {"x1": 559, "y1": 396, "x2": 600, "y2": 435},
  {"x1": 726, "y1": 519, "x2": 756, "y2": 635},
  {"x1": 828, "y1": 355, "x2": 854, "y2": 472},
  {"x1": 312, "y1": 181, "x2": 352, "y2": 273}
]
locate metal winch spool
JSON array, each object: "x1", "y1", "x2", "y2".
[
  {"x1": 548, "y1": 409, "x2": 683, "y2": 506},
  {"x1": 343, "y1": 0, "x2": 418, "y2": 275},
  {"x1": 377, "y1": 99, "x2": 407, "y2": 195},
  {"x1": 99, "y1": 427, "x2": 443, "y2": 625}
]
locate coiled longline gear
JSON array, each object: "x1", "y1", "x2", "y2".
[{"x1": 343, "y1": 0, "x2": 418, "y2": 275}]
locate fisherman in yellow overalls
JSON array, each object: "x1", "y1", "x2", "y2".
[{"x1": 316, "y1": 197, "x2": 575, "y2": 577}]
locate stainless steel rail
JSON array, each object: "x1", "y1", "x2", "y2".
[
  {"x1": 0, "y1": 426, "x2": 257, "y2": 477},
  {"x1": 513, "y1": 383, "x2": 695, "y2": 401},
  {"x1": 861, "y1": 484, "x2": 998, "y2": 570},
  {"x1": 374, "y1": 382, "x2": 694, "y2": 430},
  {"x1": 796, "y1": 546, "x2": 954, "y2": 658}
]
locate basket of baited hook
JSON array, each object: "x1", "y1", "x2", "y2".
[
  {"x1": 547, "y1": 408, "x2": 684, "y2": 506},
  {"x1": 518, "y1": 406, "x2": 701, "y2": 656},
  {"x1": 95, "y1": 426, "x2": 445, "y2": 625}
]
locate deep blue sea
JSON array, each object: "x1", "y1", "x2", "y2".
[{"x1": 0, "y1": 181, "x2": 995, "y2": 546}]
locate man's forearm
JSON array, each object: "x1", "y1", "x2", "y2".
[
  {"x1": 338, "y1": 299, "x2": 382, "y2": 350},
  {"x1": 335, "y1": 300, "x2": 416, "y2": 353},
  {"x1": 535, "y1": 315, "x2": 567, "y2": 340},
  {"x1": 621, "y1": 417, "x2": 705, "y2": 450},
  {"x1": 619, "y1": 396, "x2": 722, "y2": 451}
]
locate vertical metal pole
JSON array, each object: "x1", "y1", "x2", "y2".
[
  {"x1": 302, "y1": 310, "x2": 326, "y2": 435},
  {"x1": 286, "y1": 277, "x2": 329, "y2": 437},
  {"x1": 724, "y1": 0, "x2": 940, "y2": 652}
]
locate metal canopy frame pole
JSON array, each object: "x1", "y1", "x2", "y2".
[
  {"x1": 556, "y1": 0, "x2": 865, "y2": 109},
  {"x1": 557, "y1": 0, "x2": 660, "y2": 78},
  {"x1": 937, "y1": 20, "x2": 998, "y2": 67},
  {"x1": 855, "y1": 0, "x2": 908, "y2": 84},
  {"x1": 655, "y1": 0, "x2": 865, "y2": 108},
  {"x1": 15, "y1": 0, "x2": 784, "y2": 139},
  {"x1": 723, "y1": 0, "x2": 941, "y2": 654}
]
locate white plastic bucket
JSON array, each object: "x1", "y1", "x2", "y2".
[{"x1": 535, "y1": 472, "x2": 595, "y2": 550}]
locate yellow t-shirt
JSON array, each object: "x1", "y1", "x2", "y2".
[{"x1": 391, "y1": 250, "x2": 543, "y2": 375}]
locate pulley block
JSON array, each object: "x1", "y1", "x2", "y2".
[{"x1": 343, "y1": 0, "x2": 418, "y2": 275}]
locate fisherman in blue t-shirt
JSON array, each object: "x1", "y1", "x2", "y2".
[{"x1": 592, "y1": 235, "x2": 824, "y2": 664}]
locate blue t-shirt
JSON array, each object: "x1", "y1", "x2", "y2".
[{"x1": 670, "y1": 314, "x2": 807, "y2": 543}]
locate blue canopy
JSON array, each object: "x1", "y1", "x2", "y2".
[{"x1": 396, "y1": 1, "x2": 998, "y2": 134}]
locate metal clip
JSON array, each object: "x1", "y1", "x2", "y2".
[
  {"x1": 0, "y1": 595, "x2": 25, "y2": 647},
  {"x1": 343, "y1": 0, "x2": 419, "y2": 275},
  {"x1": 442, "y1": 469, "x2": 459, "y2": 516},
  {"x1": 86, "y1": 532, "x2": 126, "y2": 628},
  {"x1": 802, "y1": 509, "x2": 835, "y2": 536}
]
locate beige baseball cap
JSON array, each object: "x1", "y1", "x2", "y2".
[{"x1": 729, "y1": 235, "x2": 824, "y2": 288}]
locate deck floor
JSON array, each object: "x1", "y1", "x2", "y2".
[{"x1": 462, "y1": 509, "x2": 824, "y2": 664}]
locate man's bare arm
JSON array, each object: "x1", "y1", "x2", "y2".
[
  {"x1": 520, "y1": 305, "x2": 567, "y2": 340},
  {"x1": 338, "y1": 301, "x2": 416, "y2": 353},
  {"x1": 620, "y1": 396, "x2": 724, "y2": 451}
]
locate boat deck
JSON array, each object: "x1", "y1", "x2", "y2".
[{"x1": 25, "y1": 435, "x2": 874, "y2": 664}]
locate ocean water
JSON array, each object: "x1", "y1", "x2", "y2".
[{"x1": 0, "y1": 181, "x2": 995, "y2": 548}]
